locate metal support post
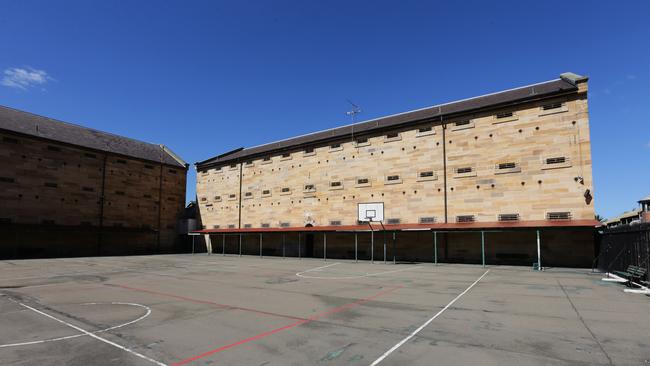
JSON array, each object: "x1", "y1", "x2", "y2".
[
  {"x1": 298, "y1": 233, "x2": 301, "y2": 259},
  {"x1": 282, "y1": 234, "x2": 286, "y2": 259},
  {"x1": 259, "y1": 233, "x2": 263, "y2": 258},
  {"x1": 481, "y1": 231, "x2": 486, "y2": 267},
  {"x1": 192, "y1": 235, "x2": 195, "y2": 255},
  {"x1": 536, "y1": 229, "x2": 542, "y2": 271},
  {"x1": 383, "y1": 231, "x2": 387, "y2": 264},
  {"x1": 239, "y1": 234, "x2": 242, "y2": 257},
  {"x1": 324, "y1": 232, "x2": 327, "y2": 261},
  {"x1": 392, "y1": 231, "x2": 396, "y2": 264},
  {"x1": 222, "y1": 234, "x2": 225, "y2": 256},
  {"x1": 371, "y1": 231, "x2": 374, "y2": 263},
  {"x1": 434, "y1": 231, "x2": 438, "y2": 265},
  {"x1": 354, "y1": 232, "x2": 358, "y2": 263}
]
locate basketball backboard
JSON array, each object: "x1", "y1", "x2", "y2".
[{"x1": 358, "y1": 202, "x2": 384, "y2": 222}]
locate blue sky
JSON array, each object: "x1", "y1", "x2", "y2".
[{"x1": 1, "y1": 1, "x2": 648, "y2": 218}]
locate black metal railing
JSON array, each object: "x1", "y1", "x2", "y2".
[{"x1": 597, "y1": 223, "x2": 650, "y2": 282}]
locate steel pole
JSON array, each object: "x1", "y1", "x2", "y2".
[
  {"x1": 434, "y1": 231, "x2": 438, "y2": 265},
  {"x1": 239, "y1": 234, "x2": 242, "y2": 257},
  {"x1": 481, "y1": 231, "x2": 485, "y2": 267},
  {"x1": 298, "y1": 232, "x2": 301, "y2": 259},
  {"x1": 192, "y1": 235, "x2": 195, "y2": 255},
  {"x1": 324, "y1": 233, "x2": 327, "y2": 261},
  {"x1": 536, "y1": 229, "x2": 542, "y2": 271},
  {"x1": 282, "y1": 234, "x2": 286, "y2": 259},
  {"x1": 222, "y1": 234, "x2": 225, "y2": 256},
  {"x1": 383, "y1": 231, "x2": 387, "y2": 264},
  {"x1": 354, "y1": 232, "x2": 358, "y2": 263},
  {"x1": 392, "y1": 231, "x2": 396, "y2": 264},
  {"x1": 259, "y1": 233, "x2": 263, "y2": 258},
  {"x1": 371, "y1": 231, "x2": 374, "y2": 263}
]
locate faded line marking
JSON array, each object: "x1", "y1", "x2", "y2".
[
  {"x1": 171, "y1": 285, "x2": 401, "y2": 366},
  {"x1": 295, "y1": 262, "x2": 341, "y2": 277},
  {"x1": 0, "y1": 302, "x2": 151, "y2": 348},
  {"x1": 8, "y1": 299, "x2": 166, "y2": 366},
  {"x1": 109, "y1": 284, "x2": 306, "y2": 321},
  {"x1": 297, "y1": 264, "x2": 420, "y2": 280},
  {"x1": 369, "y1": 269, "x2": 490, "y2": 366}
]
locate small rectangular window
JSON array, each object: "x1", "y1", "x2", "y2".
[
  {"x1": 245, "y1": 160, "x2": 253, "y2": 165},
  {"x1": 214, "y1": 195, "x2": 221, "y2": 201},
  {"x1": 261, "y1": 223, "x2": 270, "y2": 228},
  {"x1": 228, "y1": 224, "x2": 236, "y2": 229},
  {"x1": 330, "y1": 143, "x2": 341, "y2": 149},
  {"x1": 386, "y1": 132, "x2": 399, "y2": 139},
  {"x1": 542, "y1": 102, "x2": 562, "y2": 110},
  {"x1": 419, "y1": 217, "x2": 436, "y2": 224},
  {"x1": 0, "y1": 177, "x2": 15, "y2": 183},
  {"x1": 82, "y1": 186, "x2": 95, "y2": 192},
  {"x1": 498, "y1": 162, "x2": 516, "y2": 170},
  {"x1": 456, "y1": 167, "x2": 472, "y2": 174},
  {"x1": 419, "y1": 171, "x2": 434, "y2": 178},
  {"x1": 3, "y1": 137, "x2": 18, "y2": 143},
  {"x1": 356, "y1": 137, "x2": 368, "y2": 144},
  {"x1": 262, "y1": 190, "x2": 270, "y2": 195},
  {"x1": 244, "y1": 192, "x2": 252, "y2": 197},
  {"x1": 546, "y1": 157, "x2": 566, "y2": 165},
  {"x1": 387, "y1": 175, "x2": 400, "y2": 181},
  {"x1": 213, "y1": 225, "x2": 220, "y2": 229},
  {"x1": 386, "y1": 218, "x2": 401, "y2": 225},
  {"x1": 116, "y1": 159, "x2": 127, "y2": 164},
  {"x1": 244, "y1": 224, "x2": 252, "y2": 228},
  {"x1": 498, "y1": 213, "x2": 520, "y2": 222},
  {"x1": 455, "y1": 120, "x2": 471, "y2": 126},
  {"x1": 229, "y1": 194, "x2": 236, "y2": 198},
  {"x1": 281, "y1": 187, "x2": 290, "y2": 193},
  {"x1": 230, "y1": 164, "x2": 237, "y2": 168},
  {"x1": 496, "y1": 112, "x2": 513, "y2": 119},
  {"x1": 304, "y1": 184, "x2": 315, "y2": 191},
  {"x1": 279, "y1": 222, "x2": 290, "y2": 227},
  {"x1": 547, "y1": 212, "x2": 571, "y2": 220},
  {"x1": 330, "y1": 181, "x2": 342, "y2": 187},
  {"x1": 44, "y1": 182, "x2": 58, "y2": 188},
  {"x1": 304, "y1": 147, "x2": 314, "y2": 154},
  {"x1": 47, "y1": 145, "x2": 61, "y2": 152},
  {"x1": 330, "y1": 220, "x2": 342, "y2": 226},
  {"x1": 200, "y1": 197, "x2": 207, "y2": 202},
  {"x1": 418, "y1": 127, "x2": 432, "y2": 133},
  {"x1": 357, "y1": 178, "x2": 369, "y2": 185},
  {"x1": 457, "y1": 215, "x2": 475, "y2": 223},
  {"x1": 281, "y1": 153, "x2": 291, "y2": 158}
]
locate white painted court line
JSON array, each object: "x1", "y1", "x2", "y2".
[
  {"x1": 7, "y1": 299, "x2": 166, "y2": 366},
  {"x1": 0, "y1": 302, "x2": 151, "y2": 348},
  {"x1": 369, "y1": 269, "x2": 490, "y2": 366},
  {"x1": 296, "y1": 262, "x2": 421, "y2": 280},
  {"x1": 295, "y1": 262, "x2": 341, "y2": 277}
]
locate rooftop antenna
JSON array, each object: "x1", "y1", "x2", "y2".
[{"x1": 346, "y1": 99, "x2": 361, "y2": 142}]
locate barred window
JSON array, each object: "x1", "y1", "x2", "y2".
[
  {"x1": 279, "y1": 222, "x2": 290, "y2": 227},
  {"x1": 419, "y1": 171, "x2": 434, "y2": 178},
  {"x1": 418, "y1": 126, "x2": 432, "y2": 133},
  {"x1": 542, "y1": 102, "x2": 562, "y2": 110},
  {"x1": 456, "y1": 167, "x2": 472, "y2": 174},
  {"x1": 498, "y1": 162, "x2": 516, "y2": 170},
  {"x1": 357, "y1": 178, "x2": 369, "y2": 185},
  {"x1": 330, "y1": 181, "x2": 342, "y2": 187},
  {"x1": 419, "y1": 217, "x2": 436, "y2": 224},
  {"x1": 386, "y1": 218, "x2": 401, "y2": 224},
  {"x1": 546, "y1": 157, "x2": 567, "y2": 165},
  {"x1": 498, "y1": 213, "x2": 520, "y2": 221},
  {"x1": 330, "y1": 220, "x2": 342, "y2": 226},
  {"x1": 261, "y1": 223, "x2": 270, "y2": 228},
  {"x1": 496, "y1": 112, "x2": 513, "y2": 119},
  {"x1": 387, "y1": 175, "x2": 400, "y2": 181},
  {"x1": 457, "y1": 215, "x2": 475, "y2": 223},
  {"x1": 547, "y1": 212, "x2": 571, "y2": 220}
]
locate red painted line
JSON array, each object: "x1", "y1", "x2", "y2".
[
  {"x1": 170, "y1": 285, "x2": 401, "y2": 366},
  {"x1": 108, "y1": 283, "x2": 306, "y2": 321}
]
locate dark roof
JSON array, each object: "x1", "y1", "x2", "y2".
[
  {"x1": 197, "y1": 73, "x2": 585, "y2": 169},
  {"x1": 0, "y1": 105, "x2": 187, "y2": 168}
]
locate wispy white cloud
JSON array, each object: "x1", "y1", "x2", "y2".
[
  {"x1": 626, "y1": 74, "x2": 637, "y2": 80},
  {"x1": 1, "y1": 67, "x2": 53, "y2": 90}
]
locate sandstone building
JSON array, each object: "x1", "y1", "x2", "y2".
[
  {"x1": 0, "y1": 106, "x2": 188, "y2": 258},
  {"x1": 195, "y1": 73, "x2": 597, "y2": 266}
]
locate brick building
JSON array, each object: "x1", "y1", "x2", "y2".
[
  {"x1": 0, "y1": 106, "x2": 188, "y2": 258},
  {"x1": 195, "y1": 73, "x2": 597, "y2": 267}
]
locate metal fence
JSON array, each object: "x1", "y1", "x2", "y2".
[{"x1": 596, "y1": 223, "x2": 650, "y2": 282}]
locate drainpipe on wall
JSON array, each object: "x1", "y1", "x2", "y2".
[{"x1": 238, "y1": 161, "x2": 243, "y2": 229}]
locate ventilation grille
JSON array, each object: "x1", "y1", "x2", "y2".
[
  {"x1": 279, "y1": 222, "x2": 291, "y2": 227},
  {"x1": 498, "y1": 214, "x2": 520, "y2": 222},
  {"x1": 542, "y1": 102, "x2": 562, "y2": 110},
  {"x1": 547, "y1": 212, "x2": 571, "y2": 220},
  {"x1": 419, "y1": 217, "x2": 436, "y2": 224},
  {"x1": 329, "y1": 220, "x2": 342, "y2": 226},
  {"x1": 386, "y1": 218, "x2": 401, "y2": 225},
  {"x1": 261, "y1": 223, "x2": 270, "y2": 228},
  {"x1": 244, "y1": 224, "x2": 252, "y2": 228},
  {"x1": 457, "y1": 215, "x2": 476, "y2": 223}
]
